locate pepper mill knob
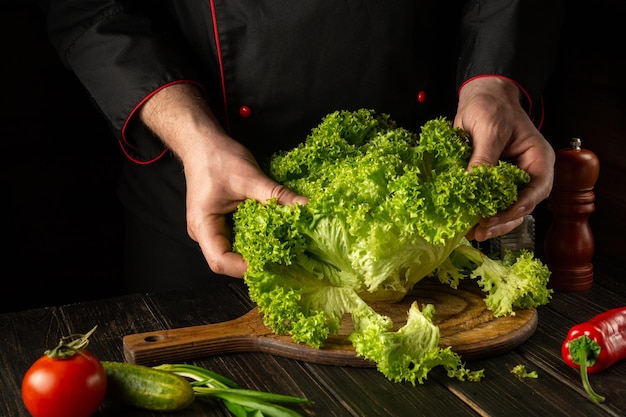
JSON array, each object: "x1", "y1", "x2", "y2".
[{"x1": 544, "y1": 138, "x2": 600, "y2": 291}]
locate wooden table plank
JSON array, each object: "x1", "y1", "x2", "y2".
[
  {"x1": 437, "y1": 352, "x2": 616, "y2": 417},
  {"x1": 304, "y1": 364, "x2": 479, "y2": 416},
  {"x1": 145, "y1": 278, "x2": 253, "y2": 328},
  {"x1": 546, "y1": 286, "x2": 626, "y2": 318},
  {"x1": 593, "y1": 261, "x2": 626, "y2": 297}
]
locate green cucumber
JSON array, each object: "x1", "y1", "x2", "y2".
[{"x1": 102, "y1": 361, "x2": 195, "y2": 411}]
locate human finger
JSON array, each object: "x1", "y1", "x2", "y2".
[
  {"x1": 192, "y1": 212, "x2": 248, "y2": 278},
  {"x1": 471, "y1": 216, "x2": 525, "y2": 242}
]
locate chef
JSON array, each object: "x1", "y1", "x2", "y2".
[{"x1": 39, "y1": 0, "x2": 563, "y2": 292}]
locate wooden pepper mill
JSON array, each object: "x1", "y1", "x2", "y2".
[{"x1": 544, "y1": 138, "x2": 600, "y2": 291}]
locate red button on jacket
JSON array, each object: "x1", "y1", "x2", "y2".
[{"x1": 239, "y1": 105, "x2": 252, "y2": 118}]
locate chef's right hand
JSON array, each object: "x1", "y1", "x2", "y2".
[
  {"x1": 184, "y1": 134, "x2": 307, "y2": 278},
  {"x1": 139, "y1": 83, "x2": 307, "y2": 278}
]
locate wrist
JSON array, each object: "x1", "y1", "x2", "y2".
[
  {"x1": 139, "y1": 83, "x2": 229, "y2": 165},
  {"x1": 458, "y1": 76, "x2": 522, "y2": 104}
]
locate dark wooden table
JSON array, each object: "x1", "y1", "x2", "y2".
[{"x1": 2, "y1": 262, "x2": 624, "y2": 417}]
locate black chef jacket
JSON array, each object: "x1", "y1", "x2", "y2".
[{"x1": 39, "y1": 0, "x2": 563, "y2": 277}]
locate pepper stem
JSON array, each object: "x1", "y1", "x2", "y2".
[{"x1": 575, "y1": 340, "x2": 606, "y2": 404}]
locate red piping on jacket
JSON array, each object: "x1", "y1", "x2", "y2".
[
  {"x1": 119, "y1": 80, "x2": 204, "y2": 165},
  {"x1": 209, "y1": 0, "x2": 230, "y2": 134},
  {"x1": 458, "y1": 74, "x2": 545, "y2": 130}
]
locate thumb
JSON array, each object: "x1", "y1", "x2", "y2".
[
  {"x1": 454, "y1": 115, "x2": 505, "y2": 172},
  {"x1": 464, "y1": 128, "x2": 505, "y2": 172},
  {"x1": 467, "y1": 147, "x2": 497, "y2": 172},
  {"x1": 269, "y1": 183, "x2": 309, "y2": 206},
  {"x1": 238, "y1": 162, "x2": 308, "y2": 206}
]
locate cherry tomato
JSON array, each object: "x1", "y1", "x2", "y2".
[{"x1": 22, "y1": 327, "x2": 107, "y2": 417}]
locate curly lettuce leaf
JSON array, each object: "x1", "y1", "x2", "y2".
[
  {"x1": 449, "y1": 243, "x2": 553, "y2": 317},
  {"x1": 350, "y1": 302, "x2": 484, "y2": 385}
]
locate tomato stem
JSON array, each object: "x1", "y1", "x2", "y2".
[{"x1": 45, "y1": 325, "x2": 97, "y2": 359}]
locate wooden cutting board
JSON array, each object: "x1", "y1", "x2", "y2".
[{"x1": 123, "y1": 281, "x2": 537, "y2": 367}]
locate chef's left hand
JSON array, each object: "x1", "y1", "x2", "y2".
[{"x1": 454, "y1": 76, "x2": 555, "y2": 242}]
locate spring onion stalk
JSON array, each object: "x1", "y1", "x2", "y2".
[{"x1": 153, "y1": 363, "x2": 313, "y2": 417}]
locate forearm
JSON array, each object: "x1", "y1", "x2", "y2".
[{"x1": 138, "y1": 83, "x2": 231, "y2": 169}]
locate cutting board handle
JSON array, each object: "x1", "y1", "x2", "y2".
[{"x1": 123, "y1": 307, "x2": 372, "y2": 367}]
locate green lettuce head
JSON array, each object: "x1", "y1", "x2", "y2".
[{"x1": 233, "y1": 109, "x2": 551, "y2": 384}]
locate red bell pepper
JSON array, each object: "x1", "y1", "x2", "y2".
[{"x1": 561, "y1": 306, "x2": 626, "y2": 403}]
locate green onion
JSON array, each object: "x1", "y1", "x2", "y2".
[{"x1": 153, "y1": 363, "x2": 313, "y2": 417}]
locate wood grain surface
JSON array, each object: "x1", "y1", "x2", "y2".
[{"x1": 124, "y1": 280, "x2": 537, "y2": 366}]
